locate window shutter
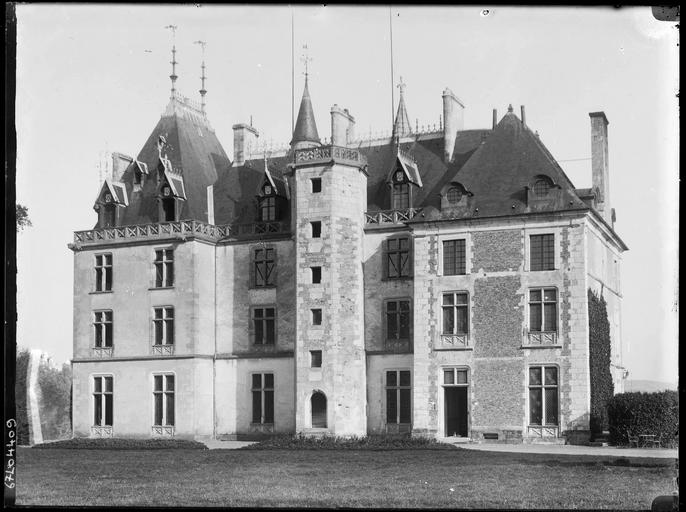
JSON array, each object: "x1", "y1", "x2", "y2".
[
  {"x1": 249, "y1": 248, "x2": 256, "y2": 288},
  {"x1": 382, "y1": 239, "x2": 389, "y2": 279},
  {"x1": 271, "y1": 246, "x2": 278, "y2": 285}
]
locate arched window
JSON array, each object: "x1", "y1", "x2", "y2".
[
  {"x1": 311, "y1": 391, "x2": 327, "y2": 428},
  {"x1": 161, "y1": 196, "x2": 175, "y2": 221},
  {"x1": 533, "y1": 177, "x2": 552, "y2": 197},
  {"x1": 446, "y1": 187, "x2": 463, "y2": 204},
  {"x1": 102, "y1": 204, "x2": 116, "y2": 228}
]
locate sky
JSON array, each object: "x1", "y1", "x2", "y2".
[{"x1": 15, "y1": 5, "x2": 678, "y2": 385}]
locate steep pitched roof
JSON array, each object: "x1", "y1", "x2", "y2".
[
  {"x1": 118, "y1": 94, "x2": 231, "y2": 225},
  {"x1": 290, "y1": 78, "x2": 320, "y2": 145},
  {"x1": 392, "y1": 92, "x2": 411, "y2": 138}
]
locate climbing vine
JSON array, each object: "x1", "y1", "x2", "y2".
[{"x1": 588, "y1": 288, "x2": 614, "y2": 434}]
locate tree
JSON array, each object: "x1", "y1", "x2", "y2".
[{"x1": 17, "y1": 203, "x2": 32, "y2": 231}]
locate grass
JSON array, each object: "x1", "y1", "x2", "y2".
[
  {"x1": 16, "y1": 447, "x2": 676, "y2": 508},
  {"x1": 240, "y1": 433, "x2": 458, "y2": 450}
]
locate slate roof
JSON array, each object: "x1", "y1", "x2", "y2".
[
  {"x1": 290, "y1": 78, "x2": 320, "y2": 145},
  {"x1": 115, "y1": 95, "x2": 231, "y2": 226}
]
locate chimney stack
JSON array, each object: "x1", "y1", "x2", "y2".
[
  {"x1": 520, "y1": 105, "x2": 526, "y2": 126},
  {"x1": 589, "y1": 112, "x2": 611, "y2": 223},
  {"x1": 232, "y1": 123, "x2": 260, "y2": 166},
  {"x1": 442, "y1": 88, "x2": 465, "y2": 163},
  {"x1": 492, "y1": 109, "x2": 498, "y2": 130},
  {"x1": 330, "y1": 104, "x2": 355, "y2": 146}
]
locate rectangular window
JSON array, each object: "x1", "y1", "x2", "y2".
[
  {"x1": 311, "y1": 221, "x2": 322, "y2": 238},
  {"x1": 311, "y1": 309, "x2": 322, "y2": 326},
  {"x1": 443, "y1": 368, "x2": 469, "y2": 385},
  {"x1": 154, "y1": 249, "x2": 174, "y2": 287},
  {"x1": 253, "y1": 247, "x2": 276, "y2": 287},
  {"x1": 529, "y1": 366, "x2": 558, "y2": 426},
  {"x1": 443, "y1": 240, "x2": 466, "y2": 275},
  {"x1": 93, "y1": 310, "x2": 113, "y2": 348},
  {"x1": 95, "y1": 253, "x2": 112, "y2": 292},
  {"x1": 529, "y1": 288, "x2": 557, "y2": 333},
  {"x1": 311, "y1": 266, "x2": 322, "y2": 284},
  {"x1": 153, "y1": 307, "x2": 174, "y2": 345},
  {"x1": 253, "y1": 307, "x2": 276, "y2": 345},
  {"x1": 310, "y1": 350, "x2": 322, "y2": 368},
  {"x1": 530, "y1": 234, "x2": 555, "y2": 271},
  {"x1": 386, "y1": 370, "x2": 411, "y2": 424},
  {"x1": 93, "y1": 376, "x2": 113, "y2": 426},
  {"x1": 386, "y1": 237, "x2": 411, "y2": 278},
  {"x1": 251, "y1": 373, "x2": 274, "y2": 424},
  {"x1": 386, "y1": 300, "x2": 411, "y2": 342},
  {"x1": 259, "y1": 197, "x2": 276, "y2": 222},
  {"x1": 311, "y1": 178, "x2": 322, "y2": 193},
  {"x1": 392, "y1": 183, "x2": 410, "y2": 209},
  {"x1": 442, "y1": 292, "x2": 469, "y2": 335},
  {"x1": 153, "y1": 374, "x2": 175, "y2": 426}
]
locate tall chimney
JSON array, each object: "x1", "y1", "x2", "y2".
[
  {"x1": 442, "y1": 87, "x2": 465, "y2": 163},
  {"x1": 330, "y1": 104, "x2": 355, "y2": 146},
  {"x1": 520, "y1": 105, "x2": 526, "y2": 126},
  {"x1": 492, "y1": 109, "x2": 498, "y2": 130},
  {"x1": 232, "y1": 123, "x2": 259, "y2": 166},
  {"x1": 589, "y1": 112, "x2": 611, "y2": 223}
]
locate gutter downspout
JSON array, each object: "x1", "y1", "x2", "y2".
[{"x1": 213, "y1": 243, "x2": 217, "y2": 440}]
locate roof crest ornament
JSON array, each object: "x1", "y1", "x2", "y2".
[
  {"x1": 165, "y1": 25, "x2": 179, "y2": 98},
  {"x1": 301, "y1": 43, "x2": 312, "y2": 82},
  {"x1": 194, "y1": 40, "x2": 207, "y2": 115},
  {"x1": 507, "y1": 103, "x2": 514, "y2": 113}
]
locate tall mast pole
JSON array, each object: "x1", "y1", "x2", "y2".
[
  {"x1": 291, "y1": 7, "x2": 295, "y2": 136},
  {"x1": 389, "y1": 6, "x2": 395, "y2": 128},
  {"x1": 165, "y1": 25, "x2": 178, "y2": 98},
  {"x1": 194, "y1": 40, "x2": 207, "y2": 114}
]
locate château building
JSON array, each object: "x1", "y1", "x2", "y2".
[{"x1": 69, "y1": 50, "x2": 627, "y2": 443}]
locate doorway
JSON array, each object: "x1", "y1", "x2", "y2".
[{"x1": 443, "y1": 368, "x2": 469, "y2": 437}]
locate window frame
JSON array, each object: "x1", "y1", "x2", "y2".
[
  {"x1": 311, "y1": 308, "x2": 323, "y2": 327},
  {"x1": 251, "y1": 306, "x2": 277, "y2": 345},
  {"x1": 93, "y1": 310, "x2": 113, "y2": 348},
  {"x1": 252, "y1": 246, "x2": 276, "y2": 288},
  {"x1": 311, "y1": 266, "x2": 322, "y2": 284},
  {"x1": 441, "y1": 291, "x2": 470, "y2": 336},
  {"x1": 528, "y1": 287, "x2": 558, "y2": 334},
  {"x1": 94, "y1": 253, "x2": 113, "y2": 292},
  {"x1": 385, "y1": 369, "x2": 412, "y2": 425},
  {"x1": 384, "y1": 298, "x2": 412, "y2": 344},
  {"x1": 92, "y1": 374, "x2": 114, "y2": 427},
  {"x1": 384, "y1": 235, "x2": 412, "y2": 279},
  {"x1": 152, "y1": 306, "x2": 175, "y2": 346},
  {"x1": 152, "y1": 373, "x2": 175, "y2": 427},
  {"x1": 310, "y1": 350, "x2": 322, "y2": 368},
  {"x1": 529, "y1": 233, "x2": 555, "y2": 272},
  {"x1": 259, "y1": 196, "x2": 277, "y2": 222},
  {"x1": 153, "y1": 248, "x2": 174, "y2": 288},
  {"x1": 311, "y1": 221, "x2": 322, "y2": 238},
  {"x1": 250, "y1": 372, "x2": 275, "y2": 425},
  {"x1": 442, "y1": 239, "x2": 467, "y2": 276},
  {"x1": 528, "y1": 364, "x2": 559, "y2": 427},
  {"x1": 311, "y1": 177, "x2": 322, "y2": 193}
]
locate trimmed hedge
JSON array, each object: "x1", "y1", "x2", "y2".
[
  {"x1": 607, "y1": 390, "x2": 679, "y2": 447},
  {"x1": 33, "y1": 438, "x2": 207, "y2": 450},
  {"x1": 240, "y1": 433, "x2": 458, "y2": 450}
]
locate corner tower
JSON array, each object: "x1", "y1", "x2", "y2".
[{"x1": 288, "y1": 80, "x2": 368, "y2": 436}]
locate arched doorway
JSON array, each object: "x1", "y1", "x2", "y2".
[{"x1": 311, "y1": 391, "x2": 327, "y2": 428}]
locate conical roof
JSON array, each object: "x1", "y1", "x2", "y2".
[
  {"x1": 393, "y1": 80, "x2": 412, "y2": 138},
  {"x1": 290, "y1": 78, "x2": 320, "y2": 145}
]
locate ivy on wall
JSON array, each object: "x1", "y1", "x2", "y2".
[
  {"x1": 588, "y1": 288, "x2": 614, "y2": 434},
  {"x1": 15, "y1": 349, "x2": 30, "y2": 445}
]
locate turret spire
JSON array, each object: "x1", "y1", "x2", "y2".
[
  {"x1": 165, "y1": 25, "x2": 178, "y2": 98},
  {"x1": 393, "y1": 76, "x2": 411, "y2": 138},
  {"x1": 290, "y1": 44, "x2": 320, "y2": 148},
  {"x1": 194, "y1": 40, "x2": 207, "y2": 114}
]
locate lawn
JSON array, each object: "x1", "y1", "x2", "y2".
[{"x1": 16, "y1": 447, "x2": 676, "y2": 509}]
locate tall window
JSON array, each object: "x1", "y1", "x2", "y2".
[
  {"x1": 253, "y1": 307, "x2": 276, "y2": 345},
  {"x1": 529, "y1": 288, "x2": 557, "y2": 333},
  {"x1": 95, "y1": 254, "x2": 112, "y2": 292},
  {"x1": 386, "y1": 237, "x2": 411, "y2": 279},
  {"x1": 94, "y1": 311, "x2": 113, "y2": 348},
  {"x1": 161, "y1": 196, "x2": 175, "y2": 222},
  {"x1": 311, "y1": 391, "x2": 327, "y2": 428},
  {"x1": 154, "y1": 249, "x2": 174, "y2": 287},
  {"x1": 153, "y1": 307, "x2": 174, "y2": 346},
  {"x1": 259, "y1": 197, "x2": 276, "y2": 222},
  {"x1": 392, "y1": 182, "x2": 410, "y2": 209},
  {"x1": 153, "y1": 374, "x2": 175, "y2": 427},
  {"x1": 103, "y1": 204, "x2": 116, "y2": 227},
  {"x1": 529, "y1": 366, "x2": 558, "y2": 426},
  {"x1": 386, "y1": 370, "x2": 411, "y2": 425},
  {"x1": 442, "y1": 292, "x2": 469, "y2": 335},
  {"x1": 93, "y1": 376, "x2": 113, "y2": 427},
  {"x1": 251, "y1": 373, "x2": 274, "y2": 425},
  {"x1": 530, "y1": 234, "x2": 555, "y2": 271},
  {"x1": 443, "y1": 240, "x2": 466, "y2": 275},
  {"x1": 386, "y1": 300, "x2": 411, "y2": 343},
  {"x1": 253, "y1": 247, "x2": 275, "y2": 287}
]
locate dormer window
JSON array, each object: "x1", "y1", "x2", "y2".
[
  {"x1": 446, "y1": 187, "x2": 463, "y2": 204},
  {"x1": 161, "y1": 197, "x2": 175, "y2": 221},
  {"x1": 103, "y1": 204, "x2": 116, "y2": 228},
  {"x1": 259, "y1": 197, "x2": 276, "y2": 222},
  {"x1": 134, "y1": 170, "x2": 142, "y2": 186},
  {"x1": 533, "y1": 177, "x2": 552, "y2": 196},
  {"x1": 392, "y1": 171, "x2": 410, "y2": 210}
]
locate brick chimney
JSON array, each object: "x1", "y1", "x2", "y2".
[
  {"x1": 330, "y1": 104, "x2": 355, "y2": 146},
  {"x1": 232, "y1": 123, "x2": 259, "y2": 166},
  {"x1": 442, "y1": 88, "x2": 464, "y2": 162},
  {"x1": 589, "y1": 112, "x2": 611, "y2": 223}
]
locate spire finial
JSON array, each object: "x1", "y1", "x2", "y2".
[
  {"x1": 301, "y1": 44, "x2": 312, "y2": 81},
  {"x1": 507, "y1": 103, "x2": 513, "y2": 113},
  {"x1": 165, "y1": 25, "x2": 179, "y2": 98},
  {"x1": 397, "y1": 76, "x2": 406, "y2": 96},
  {"x1": 194, "y1": 40, "x2": 207, "y2": 114}
]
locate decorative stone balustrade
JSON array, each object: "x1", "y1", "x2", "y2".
[
  {"x1": 152, "y1": 344, "x2": 175, "y2": 356},
  {"x1": 90, "y1": 426, "x2": 113, "y2": 438},
  {"x1": 437, "y1": 334, "x2": 470, "y2": 350},
  {"x1": 525, "y1": 332, "x2": 559, "y2": 346},
  {"x1": 92, "y1": 347, "x2": 113, "y2": 358},
  {"x1": 151, "y1": 426, "x2": 174, "y2": 437},
  {"x1": 293, "y1": 144, "x2": 365, "y2": 165},
  {"x1": 527, "y1": 426, "x2": 559, "y2": 438},
  {"x1": 365, "y1": 208, "x2": 423, "y2": 225},
  {"x1": 72, "y1": 220, "x2": 290, "y2": 247}
]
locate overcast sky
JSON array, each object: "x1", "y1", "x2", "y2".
[{"x1": 15, "y1": 5, "x2": 678, "y2": 385}]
